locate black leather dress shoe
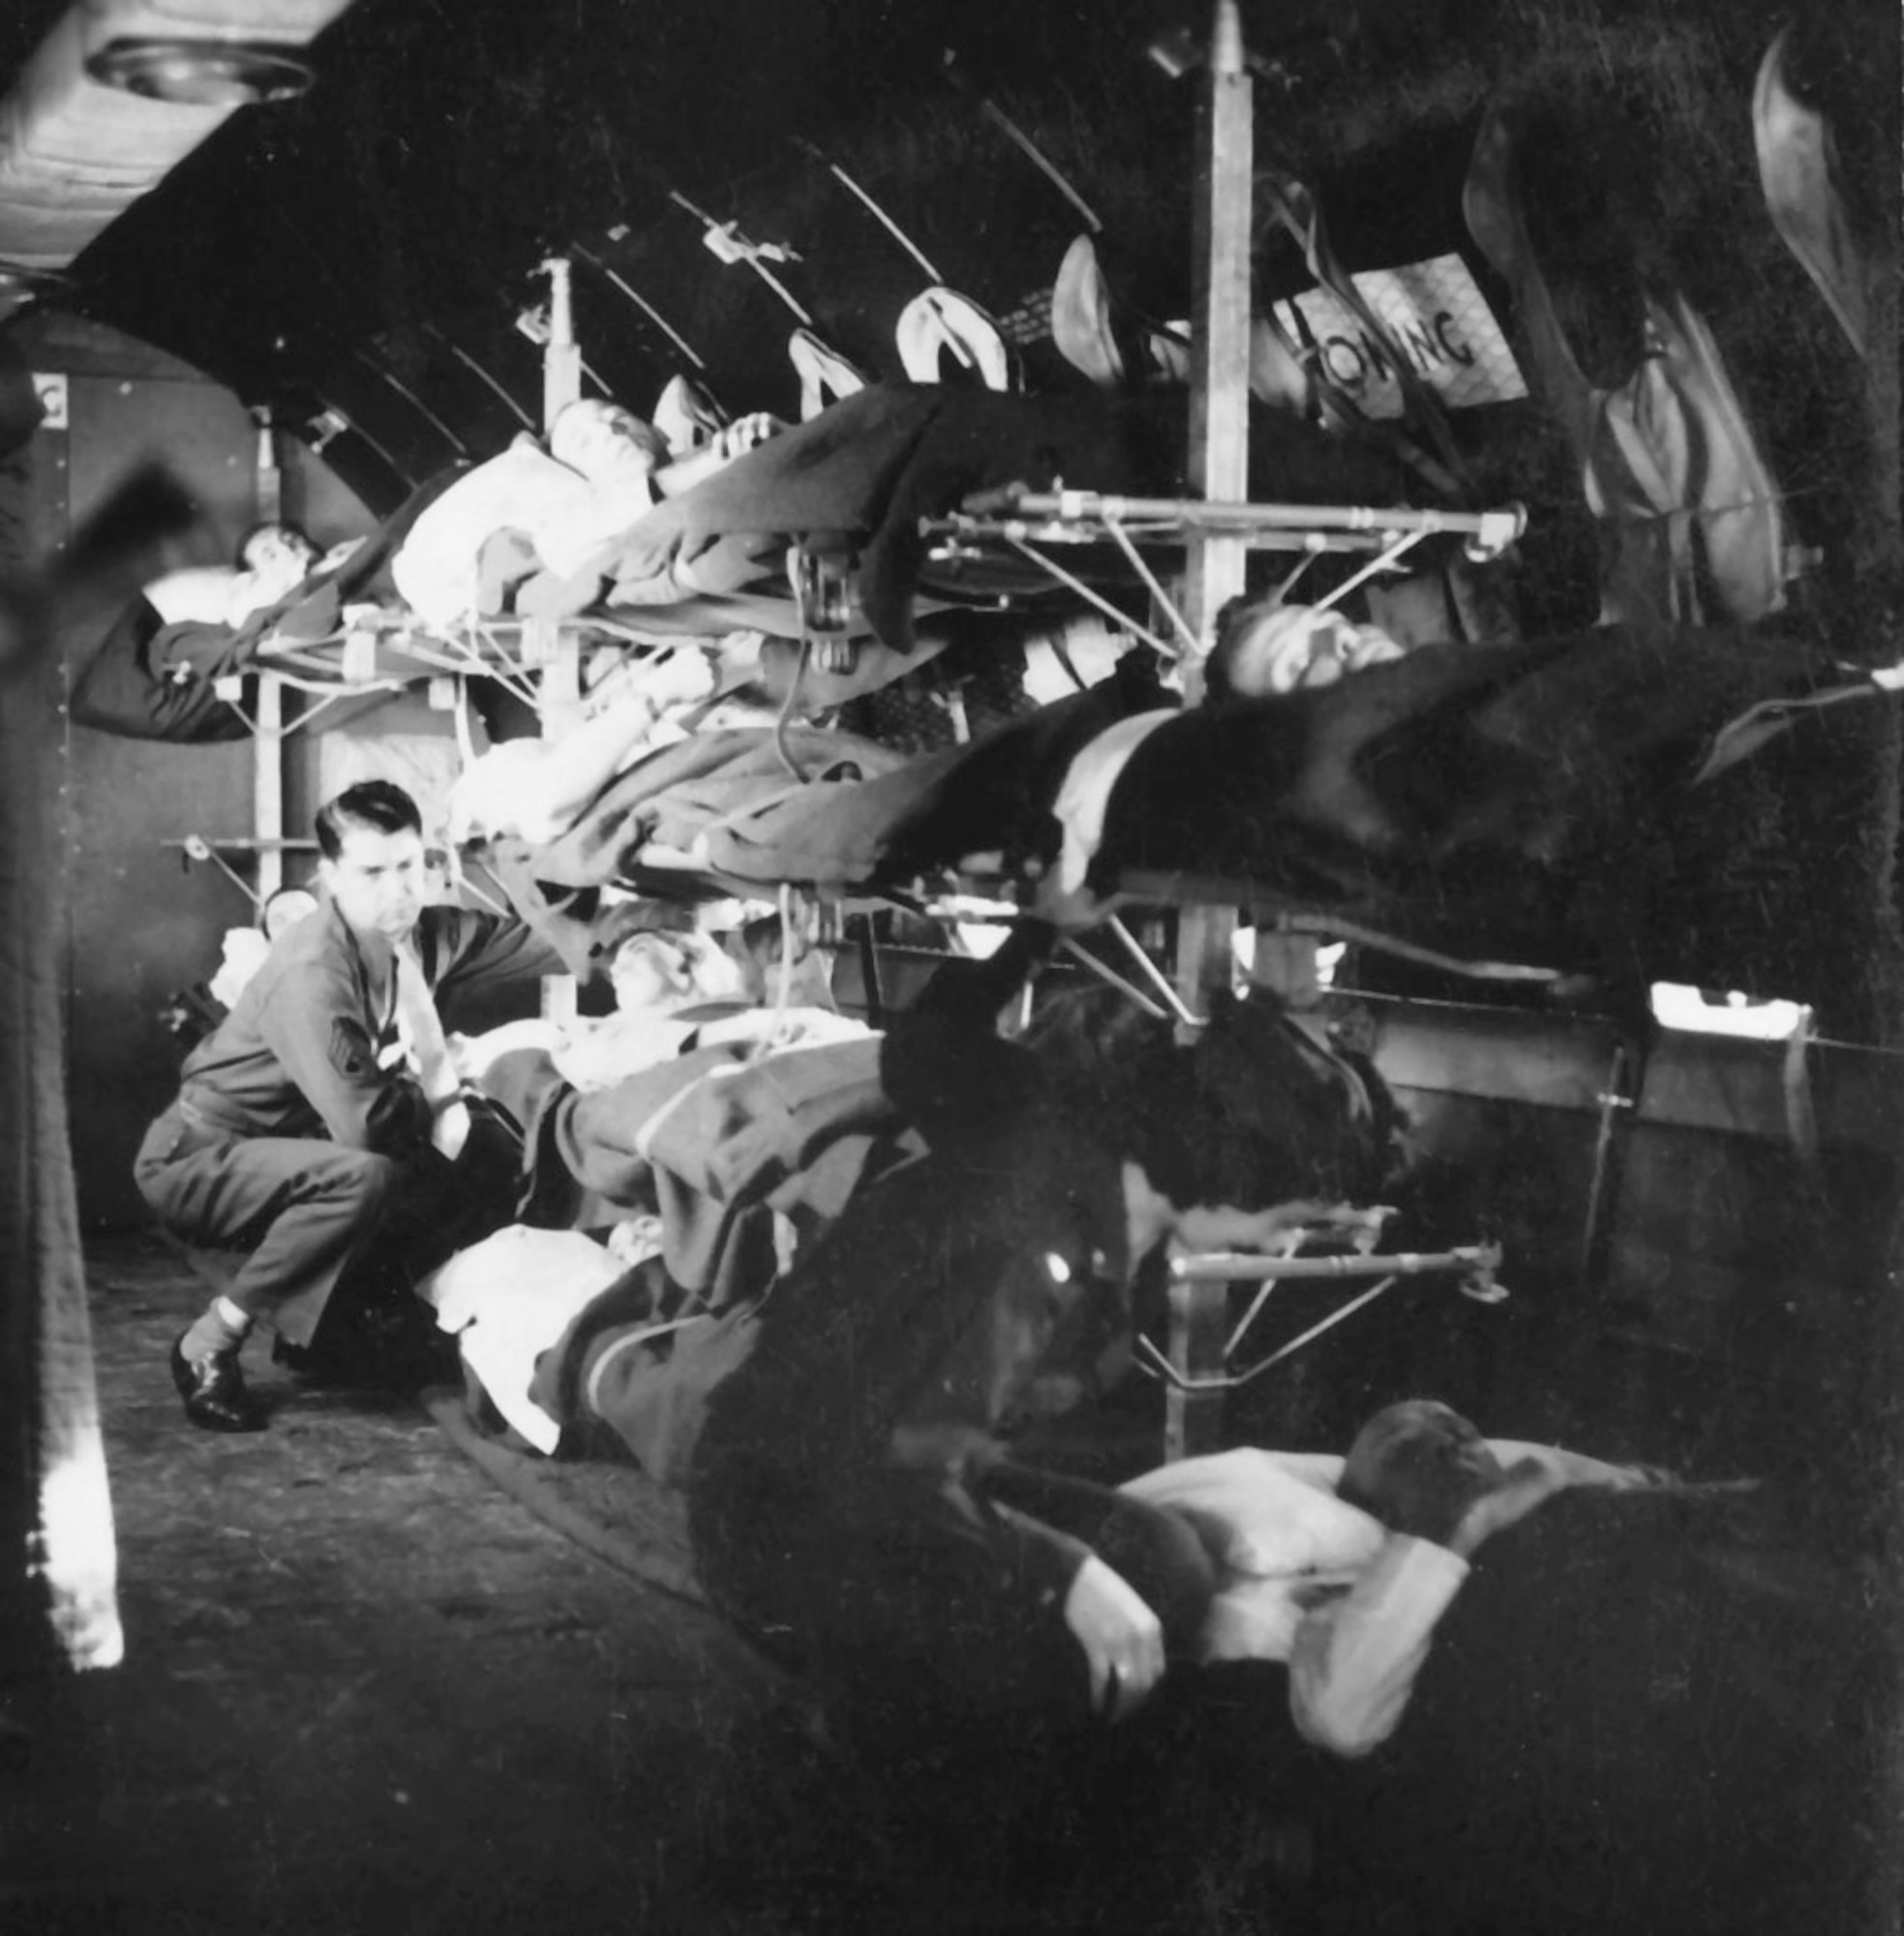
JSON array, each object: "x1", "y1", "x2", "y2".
[{"x1": 169, "y1": 1336, "x2": 267, "y2": 1433}]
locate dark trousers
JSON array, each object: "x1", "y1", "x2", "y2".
[
  {"x1": 694, "y1": 1456, "x2": 1217, "y2": 1739},
  {"x1": 136, "y1": 1106, "x2": 401, "y2": 1346},
  {"x1": 136, "y1": 1104, "x2": 526, "y2": 1346}
]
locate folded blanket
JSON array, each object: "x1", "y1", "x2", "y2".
[
  {"x1": 589, "y1": 382, "x2": 1406, "y2": 650},
  {"x1": 480, "y1": 1034, "x2": 906, "y2": 1314},
  {"x1": 68, "y1": 594, "x2": 254, "y2": 742},
  {"x1": 697, "y1": 647, "x2": 1174, "y2": 887},
  {"x1": 511, "y1": 725, "x2": 907, "y2": 888},
  {"x1": 600, "y1": 617, "x2": 1890, "y2": 1023}
]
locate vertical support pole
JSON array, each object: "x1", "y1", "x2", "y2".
[
  {"x1": 253, "y1": 409, "x2": 282, "y2": 523},
  {"x1": 1174, "y1": 0, "x2": 1254, "y2": 1013},
  {"x1": 526, "y1": 616, "x2": 584, "y2": 739},
  {"x1": 854, "y1": 913, "x2": 887, "y2": 1030},
  {"x1": 534, "y1": 247, "x2": 586, "y2": 966},
  {"x1": 1577, "y1": 1039, "x2": 1638, "y2": 1291},
  {"x1": 537, "y1": 260, "x2": 585, "y2": 753},
  {"x1": 252, "y1": 413, "x2": 285, "y2": 901},
  {"x1": 1182, "y1": 0, "x2": 1254, "y2": 681},
  {"x1": 1164, "y1": 1277, "x2": 1230, "y2": 1462},
  {"x1": 1162, "y1": 7, "x2": 1255, "y2": 1461},
  {"x1": 541, "y1": 257, "x2": 583, "y2": 433},
  {"x1": 254, "y1": 677, "x2": 284, "y2": 902}
]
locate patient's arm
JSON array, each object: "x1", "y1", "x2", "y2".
[
  {"x1": 533, "y1": 473, "x2": 663, "y2": 577},
  {"x1": 448, "y1": 1017, "x2": 570, "y2": 1084},
  {"x1": 1286, "y1": 1534, "x2": 1470, "y2": 1758},
  {"x1": 449, "y1": 679, "x2": 691, "y2": 844},
  {"x1": 651, "y1": 411, "x2": 786, "y2": 499},
  {"x1": 1485, "y1": 1438, "x2": 1675, "y2": 1493},
  {"x1": 550, "y1": 1012, "x2": 700, "y2": 1091},
  {"x1": 537, "y1": 414, "x2": 788, "y2": 586},
  {"x1": 1290, "y1": 1454, "x2": 1568, "y2": 1757}
]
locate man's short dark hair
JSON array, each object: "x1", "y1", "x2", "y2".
[
  {"x1": 1338, "y1": 1400, "x2": 1496, "y2": 1539},
  {"x1": 315, "y1": 780, "x2": 423, "y2": 862}
]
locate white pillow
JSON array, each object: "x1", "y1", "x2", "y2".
[
  {"x1": 1120, "y1": 1447, "x2": 1385, "y2": 1579},
  {"x1": 416, "y1": 1226, "x2": 626, "y2": 1454}
]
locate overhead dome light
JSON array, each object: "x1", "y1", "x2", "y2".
[{"x1": 83, "y1": 36, "x2": 316, "y2": 108}]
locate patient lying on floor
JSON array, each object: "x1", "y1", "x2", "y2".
[
  {"x1": 420, "y1": 923, "x2": 1715, "y2": 1781},
  {"x1": 1126, "y1": 1400, "x2": 1668, "y2": 1757},
  {"x1": 520, "y1": 930, "x2": 1415, "y2": 1735}
]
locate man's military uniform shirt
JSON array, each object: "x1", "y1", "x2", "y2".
[{"x1": 174, "y1": 898, "x2": 561, "y2": 1153}]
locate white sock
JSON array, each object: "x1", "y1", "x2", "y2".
[{"x1": 182, "y1": 1296, "x2": 254, "y2": 1359}]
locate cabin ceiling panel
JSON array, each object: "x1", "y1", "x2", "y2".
[
  {"x1": 0, "y1": 0, "x2": 1882, "y2": 504},
  {"x1": 0, "y1": 0, "x2": 354, "y2": 283}
]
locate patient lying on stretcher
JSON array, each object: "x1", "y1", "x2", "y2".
[
  {"x1": 420, "y1": 946, "x2": 894, "y2": 1448},
  {"x1": 447, "y1": 649, "x2": 731, "y2": 849},
  {"x1": 392, "y1": 399, "x2": 787, "y2": 629},
  {"x1": 451, "y1": 911, "x2": 870, "y2": 1097},
  {"x1": 142, "y1": 521, "x2": 348, "y2": 631}
]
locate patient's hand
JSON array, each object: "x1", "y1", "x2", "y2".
[
  {"x1": 715, "y1": 412, "x2": 786, "y2": 462},
  {"x1": 448, "y1": 1018, "x2": 569, "y2": 1082},
  {"x1": 637, "y1": 644, "x2": 716, "y2": 707},
  {"x1": 1065, "y1": 1557, "x2": 1165, "y2": 1722},
  {"x1": 1445, "y1": 1458, "x2": 1568, "y2": 1559}
]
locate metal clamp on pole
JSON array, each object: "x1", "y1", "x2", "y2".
[
  {"x1": 174, "y1": 834, "x2": 263, "y2": 914},
  {"x1": 1151, "y1": 1238, "x2": 1510, "y2": 1459},
  {"x1": 537, "y1": 256, "x2": 583, "y2": 431}
]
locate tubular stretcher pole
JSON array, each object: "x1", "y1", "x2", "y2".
[
  {"x1": 253, "y1": 414, "x2": 286, "y2": 901},
  {"x1": 1181, "y1": 0, "x2": 1254, "y2": 692},
  {"x1": 254, "y1": 677, "x2": 284, "y2": 904},
  {"x1": 540, "y1": 257, "x2": 584, "y2": 432},
  {"x1": 1166, "y1": 0, "x2": 1255, "y2": 1459},
  {"x1": 534, "y1": 259, "x2": 586, "y2": 743},
  {"x1": 531, "y1": 259, "x2": 584, "y2": 1026},
  {"x1": 1165, "y1": 1273, "x2": 1232, "y2": 1463}
]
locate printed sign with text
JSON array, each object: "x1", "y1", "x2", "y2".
[{"x1": 1273, "y1": 255, "x2": 1526, "y2": 418}]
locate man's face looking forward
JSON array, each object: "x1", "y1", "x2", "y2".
[{"x1": 320, "y1": 822, "x2": 426, "y2": 950}]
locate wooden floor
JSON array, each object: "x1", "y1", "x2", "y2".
[{"x1": 4, "y1": 1234, "x2": 796, "y2": 1935}]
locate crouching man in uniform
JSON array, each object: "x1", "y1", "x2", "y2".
[{"x1": 136, "y1": 779, "x2": 563, "y2": 1432}]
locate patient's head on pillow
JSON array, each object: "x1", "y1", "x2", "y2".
[
  {"x1": 609, "y1": 930, "x2": 744, "y2": 1014},
  {"x1": 550, "y1": 400, "x2": 671, "y2": 484},
  {"x1": 1207, "y1": 597, "x2": 1403, "y2": 700},
  {"x1": 237, "y1": 520, "x2": 319, "y2": 580},
  {"x1": 1339, "y1": 1399, "x2": 1506, "y2": 1545},
  {"x1": 260, "y1": 885, "x2": 319, "y2": 943},
  {"x1": 229, "y1": 520, "x2": 321, "y2": 621}
]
